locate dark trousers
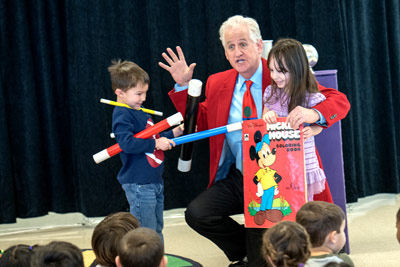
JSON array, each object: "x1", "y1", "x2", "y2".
[{"x1": 185, "y1": 165, "x2": 267, "y2": 267}]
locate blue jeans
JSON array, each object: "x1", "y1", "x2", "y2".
[{"x1": 122, "y1": 183, "x2": 164, "y2": 241}]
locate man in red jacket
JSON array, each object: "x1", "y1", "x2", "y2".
[{"x1": 159, "y1": 15, "x2": 350, "y2": 267}]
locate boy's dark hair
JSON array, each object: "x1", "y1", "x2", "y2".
[
  {"x1": 296, "y1": 201, "x2": 345, "y2": 247},
  {"x1": 31, "y1": 241, "x2": 83, "y2": 267},
  {"x1": 91, "y1": 212, "x2": 140, "y2": 266},
  {"x1": 118, "y1": 228, "x2": 164, "y2": 267},
  {"x1": 108, "y1": 59, "x2": 150, "y2": 92},
  {"x1": 0, "y1": 244, "x2": 38, "y2": 267},
  {"x1": 262, "y1": 221, "x2": 311, "y2": 267}
]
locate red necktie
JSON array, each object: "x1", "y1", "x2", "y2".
[{"x1": 243, "y1": 80, "x2": 257, "y2": 119}]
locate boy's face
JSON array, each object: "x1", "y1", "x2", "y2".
[
  {"x1": 396, "y1": 219, "x2": 400, "y2": 243},
  {"x1": 332, "y1": 219, "x2": 347, "y2": 253},
  {"x1": 119, "y1": 82, "x2": 148, "y2": 110}
]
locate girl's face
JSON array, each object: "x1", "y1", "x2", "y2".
[{"x1": 269, "y1": 57, "x2": 290, "y2": 90}]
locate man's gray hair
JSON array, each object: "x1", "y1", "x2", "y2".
[{"x1": 219, "y1": 15, "x2": 262, "y2": 48}]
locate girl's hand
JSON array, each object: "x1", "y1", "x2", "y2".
[
  {"x1": 286, "y1": 106, "x2": 319, "y2": 129},
  {"x1": 262, "y1": 110, "x2": 278, "y2": 124},
  {"x1": 303, "y1": 126, "x2": 313, "y2": 141},
  {"x1": 155, "y1": 137, "x2": 175, "y2": 151},
  {"x1": 303, "y1": 125, "x2": 323, "y2": 140}
]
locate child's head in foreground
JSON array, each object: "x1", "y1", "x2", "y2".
[
  {"x1": 296, "y1": 201, "x2": 346, "y2": 253},
  {"x1": 108, "y1": 59, "x2": 150, "y2": 110},
  {"x1": 262, "y1": 221, "x2": 311, "y2": 267},
  {"x1": 91, "y1": 212, "x2": 140, "y2": 266},
  {"x1": 0, "y1": 244, "x2": 38, "y2": 267},
  {"x1": 31, "y1": 241, "x2": 83, "y2": 267},
  {"x1": 116, "y1": 227, "x2": 167, "y2": 267}
]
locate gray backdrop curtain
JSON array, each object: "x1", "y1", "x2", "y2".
[{"x1": 0, "y1": 0, "x2": 399, "y2": 223}]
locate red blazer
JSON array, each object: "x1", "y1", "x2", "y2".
[{"x1": 169, "y1": 58, "x2": 350, "y2": 195}]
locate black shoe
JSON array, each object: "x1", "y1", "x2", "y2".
[{"x1": 229, "y1": 257, "x2": 248, "y2": 267}]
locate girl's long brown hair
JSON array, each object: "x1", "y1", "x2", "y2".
[
  {"x1": 266, "y1": 38, "x2": 320, "y2": 112},
  {"x1": 262, "y1": 221, "x2": 311, "y2": 267}
]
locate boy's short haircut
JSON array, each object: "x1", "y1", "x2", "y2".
[
  {"x1": 31, "y1": 241, "x2": 83, "y2": 267},
  {"x1": 91, "y1": 212, "x2": 140, "y2": 266},
  {"x1": 296, "y1": 201, "x2": 345, "y2": 247},
  {"x1": 108, "y1": 59, "x2": 150, "y2": 92},
  {"x1": 118, "y1": 227, "x2": 164, "y2": 267},
  {"x1": 262, "y1": 221, "x2": 311, "y2": 267}
]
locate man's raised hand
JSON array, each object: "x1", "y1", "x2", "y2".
[{"x1": 158, "y1": 46, "x2": 196, "y2": 86}]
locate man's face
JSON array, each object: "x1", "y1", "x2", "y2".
[
  {"x1": 396, "y1": 219, "x2": 400, "y2": 243},
  {"x1": 224, "y1": 24, "x2": 263, "y2": 80}
]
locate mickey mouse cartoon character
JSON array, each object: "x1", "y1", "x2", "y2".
[{"x1": 250, "y1": 130, "x2": 284, "y2": 225}]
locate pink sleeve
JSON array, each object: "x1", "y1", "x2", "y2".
[{"x1": 307, "y1": 92, "x2": 326, "y2": 108}]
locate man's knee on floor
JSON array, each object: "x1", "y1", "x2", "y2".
[
  {"x1": 184, "y1": 203, "x2": 217, "y2": 226},
  {"x1": 184, "y1": 203, "x2": 200, "y2": 225}
]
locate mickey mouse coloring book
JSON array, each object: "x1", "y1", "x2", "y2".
[{"x1": 242, "y1": 118, "x2": 306, "y2": 228}]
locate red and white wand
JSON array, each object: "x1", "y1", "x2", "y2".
[{"x1": 93, "y1": 112, "x2": 183, "y2": 164}]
